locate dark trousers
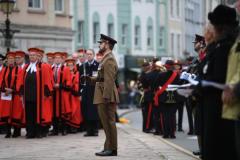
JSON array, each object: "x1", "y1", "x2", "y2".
[
  {"x1": 25, "y1": 101, "x2": 40, "y2": 137},
  {"x1": 177, "y1": 102, "x2": 184, "y2": 130},
  {"x1": 52, "y1": 117, "x2": 66, "y2": 134},
  {"x1": 186, "y1": 99, "x2": 194, "y2": 133},
  {"x1": 153, "y1": 106, "x2": 163, "y2": 134},
  {"x1": 162, "y1": 103, "x2": 177, "y2": 137},
  {"x1": 85, "y1": 120, "x2": 98, "y2": 134},
  {"x1": 236, "y1": 121, "x2": 240, "y2": 160},
  {"x1": 141, "y1": 102, "x2": 154, "y2": 132}
]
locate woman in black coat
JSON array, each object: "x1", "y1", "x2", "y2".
[{"x1": 201, "y1": 5, "x2": 239, "y2": 160}]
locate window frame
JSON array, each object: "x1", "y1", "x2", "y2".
[
  {"x1": 28, "y1": 0, "x2": 43, "y2": 10},
  {"x1": 54, "y1": 0, "x2": 64, "y2": 13}
]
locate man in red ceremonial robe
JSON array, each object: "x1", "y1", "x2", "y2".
[
  {"x1": 11, "y1": 51, "x2": 26, "y2": 137},
  {"x1": 18, "y1": 48, "x2": 53, "y2": 138},
  {"x1": 50, "y1": 52, "x2": 71, "y2": 136}
]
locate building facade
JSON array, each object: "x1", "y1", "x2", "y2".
[
  {"x1": 0, "y1": 0, "x2": 73, "y2": 54},
  {"x1": 166, "y1": 0, "x2": 185, "y2": 59},
  {"x1": 185, "y1": 0, "x2": 204, "y2": 56},
  {"x1": 73, "y1": 0, "x2": 166, "y2": 69}
]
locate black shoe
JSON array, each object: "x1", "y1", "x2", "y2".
[
  {"x1": 84, "y1": 133, "x2": 98, "y2": 137},
  {"x1": 95, "y1": 150, "x2": 117, "y2": 156},
  {"x1": 12, "y1": 133, "x2": 20, "y2": 138},
  {"x1": 26, "y1": 135, "x2": 35, "y2": 139},
  {"x1": 178, "y1": 128, "x2": 184, "y2": 132},
  {"x1": 193, "y1": 150, "x2": 201, "y2": 156},
  {"x1": 49, "y1": 131, "x2": 58, "y2": 136},
  {"x1": 5, "y1": 134, "x2": 11, "y2": 138},
  {"x1": 153, "y1": 132, "x2": 162, "y2": 135},
  {"x1": 170, "y1": 135, "x2": 176, "y2": 139},
  {"x1": 162, "y1": 135, "x2": 169, "y2": 139},
  {"x1": 188, "y1": 131, "x2": 194, "y2": 135},
  {"x1": 62, "y1": 131, "x2": 67, "y2": 136}
]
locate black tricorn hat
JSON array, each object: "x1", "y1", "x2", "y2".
[
  {"x1": 98, "y1": 34, "x2": 117, "y2": 45},
  {"x1": 208, "y1": 5, "x2": 238, "y2": 27},
  {"x1": 0, "y1": 54, "x2": 6, "y2": 60},
  {"x1": 193, "y1": 34, "x2": 205, "y2": 43}
]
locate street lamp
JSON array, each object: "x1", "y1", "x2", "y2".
[{"x1": 0, "y1": 0, "x2": 17, "y2": 53}]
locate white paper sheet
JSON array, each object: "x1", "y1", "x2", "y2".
[{"x1": 1, "y1": 92, "x2": 12, "y2": 101}]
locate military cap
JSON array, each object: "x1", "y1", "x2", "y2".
[
  {"x1": 98, "y1": 34, "x2": 117, "y2": 45},
  {"x1": 193, "y1": 34, "x2": 205, "y2": 43}
]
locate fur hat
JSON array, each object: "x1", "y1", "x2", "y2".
[{"x1": 208, "y1": 5, "x2": 238, "y2": 27}]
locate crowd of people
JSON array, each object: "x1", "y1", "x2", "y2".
[
  {"x1": 0, "y1": 33, "x2": 120, "y2": 157},
  {"x1": 0, "y1": 3, "x2": 240, "y2": 160},
  {"x1": 137, "y1": 4, "x2": 240, "y2": 160},
  {"x1": 0, "y1": 47, "x2": 104, "y2": 139}
]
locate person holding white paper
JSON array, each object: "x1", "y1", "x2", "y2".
[{"x1": 0, "y1": 52, "x2": 19, "y2": 138}]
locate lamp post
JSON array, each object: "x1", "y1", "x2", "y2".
[{"x1": 0, "y1": 0, "x2": 16, "y2": 53}]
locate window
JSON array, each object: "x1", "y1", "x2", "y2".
[
  {"x1": 93, "y1": 12, "x2": 100, "y2": 44},
  {"x1": 28, "y1": 0, "x2": 42, "y2": 9},
  {"x1": 171, "y1": 33, "x2": 174, "y2": 55},
  {"x1": 147, "y1": 17, "x2": 153, "y2": 48},
  {"x1": 170, "y1": 0, "x2": 174, "y2": 17},
  {"x1": 78, "y1": 21, "x2": 84, "y2": 44},
  {"x1": 147, "y1": 26, "x2": 153, "y2": 47},
  {"x1": 159, "y1": 27, "x2": 164, "y2": 48},
  {"x1": 93, "y1": 22, "x2": 100, "y2": 44},
  {"x1": 121, "y1": 24, "x2": 127, "y2": 46},
  {"x1": 177, "y1": 34, "x2": 181, "y2": 54},
  {"x1": 134, "y1": 25, "x2": 140, "y2": 46},
  {"x1": 55, "y1": 0, "x2": 64, "y2": 12},
  {"x1": 146, "y1": 0, "x2": 153, "y2": 2},
  {"x1": 134, "y1": 17, "x2": 141, "y2": 48},
  {"x1": 107, "y1": 23, "x2": 114, "y2": 37},
  {"x1": 176, "y1": 0, "x2": 180, "y2": 17}
]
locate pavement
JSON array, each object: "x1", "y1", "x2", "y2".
[{"x1": 0, "y1": 122, "x2": 200, "y2": 160}]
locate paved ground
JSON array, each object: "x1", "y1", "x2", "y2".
[
  {"x1": 122, "y1": 108, "x2": 199, "y2": 152},
  {"x1": 0, "y1": 123, "x2": 199, "y2": 160}
]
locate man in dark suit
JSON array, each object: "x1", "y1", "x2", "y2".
[{"x1": 81, "y1": 49, "x2": 99, "y2": 136}]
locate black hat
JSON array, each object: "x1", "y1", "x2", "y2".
[
  {"x1": 208, "y1": 5, "x2": 238, "y2": 27},
  {"x1": 193, "y1": 34, "x2": 205, "y2": 43},
  {"x1": 98, "y1": 34, "x2": 117, "y2": 45},
  {"x1": 165, "y1": 60, "x2": 174, "y2": 66},
  {"x1": 0, "y1": 54, "x2": 6, "y2": 61}
]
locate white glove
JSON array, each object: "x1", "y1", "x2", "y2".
[{"x1": 180, "y1": 71, "x2": 191, "y2": 81}]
